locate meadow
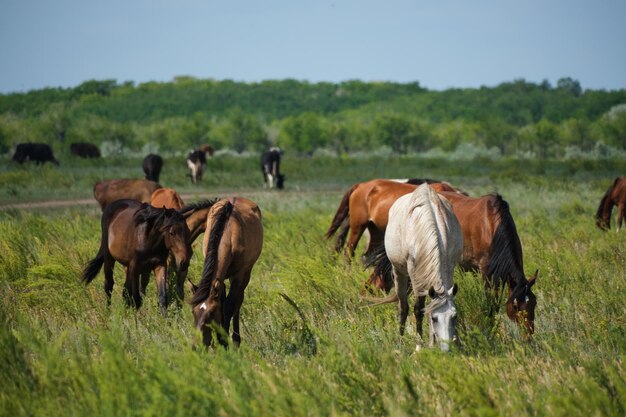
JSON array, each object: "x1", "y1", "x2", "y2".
[{"x1": 1, "y1": 155, "x2": 625, "y2": 417}]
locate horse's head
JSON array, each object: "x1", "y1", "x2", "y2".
[
  {"x1": 191, "y1": 280, "x2": 224, "y2": 347},
  {"x1": 506, "y1": 270, "x2": 538, "y2": 336},
  {"x1": 276, "y1": 174, "x2": 285, "y2": 190},
  {"x1": 427, "y1": 284, "x2": 459, "y2": 352},
  {"x1": 161, "y1": 210, "x2": 192, "y2": 272}
]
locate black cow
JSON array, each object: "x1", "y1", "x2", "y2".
[
  {"x1": 260, "y1": 147, "x2": 284, "y2": 189},
  {"x1": 12, "y1": 143, "x2": 59, "y2": 165},
  {"x1": 70, "y1": 142, "x2": 101, "y2": 158},
  {"x1": 143, "y1": 154, "x2": 164, "y2": 183}
]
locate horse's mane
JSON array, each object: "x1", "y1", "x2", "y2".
[
  {"x1": 404, "y1": 186, "x2": 460, "y2": 295},
  {"x1": 405, "y1": 178, "x2": 440, "y2": 185},
  {"x1": 190, "y1": 201, "x2": 234, "y2": 307},
  {"x1": 178, "y1": 198, "x2": 220, "y2": 216},
  {"x1": 134, "y1": 203, "x2": 183, "y2": 229},
  {"x1": 485, "y1": 194, "x2": 526, "y2": 288}
]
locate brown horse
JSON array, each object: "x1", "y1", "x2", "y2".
[
  {"x1": 81, "y1": 199, "x2": 192, "y2": 312},
  {"x1": 595, "y1": 176, "x2": 626, "y2": 231},
  {"x1": 93, "y1": 179, "x2": 161, "y2": 211},
  {"x1": 190, "y1": 197, "x2": 263, "y2": 348},
  {"x1": 439, "y1": 191, "x2": 538, "y2": 335},
  {"x1": 325, "y1": 179, "x2": 465, "y2": 277},
  {"x1": 150, "y1": 188, "x2": 185, "y2": 210}
]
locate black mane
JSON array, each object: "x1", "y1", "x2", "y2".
[{"x1": 178, "y1": 198, "x2": 220, "y2": 215}]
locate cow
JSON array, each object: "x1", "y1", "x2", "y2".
[
  {"x1": 93, "y1": 178, "x2": 161, "y2": 211},
  {"x1": 187, "y1": 146, "x2": 215, "y2": 184},
  {"x1": 260, "y1": 147, "x2": 284, "y2": 189},
  {"x1": 70, "y1": 143, "x2": 101, "y2": 158},
  {"x1": 12, "y1": 143, "x2": 59, "y2": 166},
  {"x1": 143, "y1": 154, "x2": 164, "y2": 183}
]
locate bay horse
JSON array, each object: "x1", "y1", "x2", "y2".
[
  {"x1": 595, "y1": 176, "x2": 626, "y2": 231},
  {"x1": 81, "y1": 199, "x2": 192, "y2": 313},
  {"x1": 366, "y1": 184, "x2": 463, "y2": 352},
  {"x1": 190, "y1": 197, "x2": 263, "y2": 348},
  {"x1": 439, "y1": 191, "x2": 537, "y2": 335},
  {"x1": 93, "y1": 179, "x2": 161, "y2": 211}
]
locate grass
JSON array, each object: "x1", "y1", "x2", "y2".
[{"x1": 0, "y1": 155, "x2": 625, "y2": 416}]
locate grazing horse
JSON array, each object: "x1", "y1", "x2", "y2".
[
  {"x1": 93, "y1": 179, "x2": 161, "y2": 211},
  {"x1": 366, "y1": 184, "x2": 463, "y2": 352},
  {"x1": 595, "y1": 176, "x2": 626, "y2": 231},
  {"x1": 260, "y1": 147, "x2": 284, "y2": 189},
  {"x1": 81, "y1": 199, "x2": 192, "y2": 313},
  {"x1": 439, "y1": 191, "x2": 538, "y2": 335},
  {"x1": 325, "y1": 179, "x2": 465, "y2": 290},
  {"x1": 143, "y1": 154, "x2": 164, "y2": 183},
  {"x1": 190, "y1": 197, "x2": 263, "y2": 348},
  {"x1": 187, "y1": 146, "x2": 214, "y2": 184},
  {"x1": 150, "y1": 188, "x2": 185, "y2": 210}
]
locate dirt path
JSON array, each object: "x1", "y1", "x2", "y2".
[{"x1": 0, "y1": 189, "x2": 338, "y2": 211}]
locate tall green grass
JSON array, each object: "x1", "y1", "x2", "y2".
[{"x1": 1, "y1": 158, "x2": 625, "y2": 416}]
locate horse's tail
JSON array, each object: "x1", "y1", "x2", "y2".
[
  {"x1": 325, "y1": 184, "x2": 358, "y2": 252},
  {"x1": 81, "y1": 210, "x2": 111, "y2": 284},
  {"x1": 190, "y1": 201, "x2": 234, "y2": 306},
  {"x1": 595, "y1": 178, "x2": 617, "y2": 230},
  {"x1": 363, "y1": 242, "x2": 395, "y2": 293},
  {"x1": 485, "y1": 195, "x2": 525, "y2": 289}
]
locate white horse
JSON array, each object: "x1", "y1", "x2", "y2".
[{"x1": 369, "y1": 183, "x2": 463, "y2": 352}]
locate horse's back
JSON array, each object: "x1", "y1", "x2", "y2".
[
  {"x1": 94, "y1": 179, "x2": 161, "y2": 209},
  {"x1": 150, "y1": 188, "x2": 185, "y2": 210}
]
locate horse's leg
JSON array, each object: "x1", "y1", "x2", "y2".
[
  {"x1": 224, "y1": 271, "x2": 251, "y2": 347},
  {"x1": 140, "y1": 272, "x2": 150, "y2": 296},
  {"x1": 393, "y1": 267, "x2": 410, "y2": 336},
  {"x1": 414, "y1": 295, "x2": 427, "y2": 340},
  {"x1": 125, "y1": 262, "x2": 142, "y2": 309},
  {"x1": 103, "y1": 255, "x2": 115, "y2": 306},
  {"x1": 154, "y1": 265, "x2": 168, "y2": 315},
  {"x1": 345, "y1": 222, "x2": 366, "y2": 262},
  {"x1": 616, "y1": 202, "x2": 625, "y2": 231}
]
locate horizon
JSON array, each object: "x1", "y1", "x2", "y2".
[{"x1": 1, "y1": 1, "x2": 625, "y2": 94}]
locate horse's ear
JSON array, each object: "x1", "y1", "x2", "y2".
[
  {"x1": 528, "y1": 270, "x2": 538, "y2": 287},
  {"x1": 429, "y1": 286, "x2": 437, "y2": 298},
  {"x1": 449, "y1": 283, "x2": 458, "y2": 297}
]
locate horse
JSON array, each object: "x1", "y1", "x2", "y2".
[
  {"x1": 439, "y1": 191, "x2": 538, "y2": 335},
  {"x1": 366, "y1": 184, "x2": 463, "y2": 352},
  {"x1": 595, "y1": 176, "x2": 626, "y2": 231},
  {"x1": 190, "y1": 197, "x2": 263, "y2": 348},
  {"x1": 150, "y1": 188, "x2": 185, "y2": 210},
  {"x1": 93, "y1": 179, "x2": 161, "y2": 211},
  {"x1": 81, "y1": 199, "x2": 192, "y2": 313},
  {"x1": 325, "y1": 179, "x2": 465, "y2": 290},
  {"x1": 143, "y1": 154, "x2": 164, "y2": 183},
  {"x1": 187, "y1": 146, "x2": 214, "y2": 184},
  {"x1": 260, "y1": 147, "x2": 284, "y2": 189}
]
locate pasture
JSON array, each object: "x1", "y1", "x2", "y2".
[{"x1": 1, "y1": 155, "x2": 625, "y2": 416}]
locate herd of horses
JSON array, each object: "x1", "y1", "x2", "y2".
[{"x1": 70, "y1": 144, "x2": 624, "y2": 352}]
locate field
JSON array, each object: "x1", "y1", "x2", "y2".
[{"x1": 1, "y1": 155, "x2": 625, "y2": 417}]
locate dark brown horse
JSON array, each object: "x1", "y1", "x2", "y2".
[
  {"x1": 595, "y1": 176, "x2": 626, "y2": 231},
  {"x1": 81, "y1": 199, "x2": 192, "y2": 313},
  {"x1": 439, "y1": 191, "x2": 538, "y2": 335},
  {"x1": 326, "y1": 179, "x2": 465, "y2": 260},
  {"x1": 190, "y1": 197, "x2": 263, "y2": 348}
]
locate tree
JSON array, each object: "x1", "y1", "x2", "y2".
[
  {"x1": 556, "y1": 77, "x2": 582, "y2": 97},
  {"x1": 279, "y1": 112, "x2": 328, "y2": 153}
]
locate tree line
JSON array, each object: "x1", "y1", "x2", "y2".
[{"x1": 1, "y1": 77, "x2": 625, "y2": 158}]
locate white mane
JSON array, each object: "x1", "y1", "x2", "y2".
[{"x1": 385, "y1": 184, "x2": 463, "y2": 298}]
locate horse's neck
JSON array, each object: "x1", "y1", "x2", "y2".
[{"x1": 186, "y1": 208, "x2": 211, "y2": 243}]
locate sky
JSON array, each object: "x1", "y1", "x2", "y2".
[{"x1": 1, "y1": 0, "x2": 625, "y2": 94}]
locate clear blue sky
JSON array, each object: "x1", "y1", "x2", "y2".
[{"x1": 1, "y1": 0, "x2": 625, "y2": 94}]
